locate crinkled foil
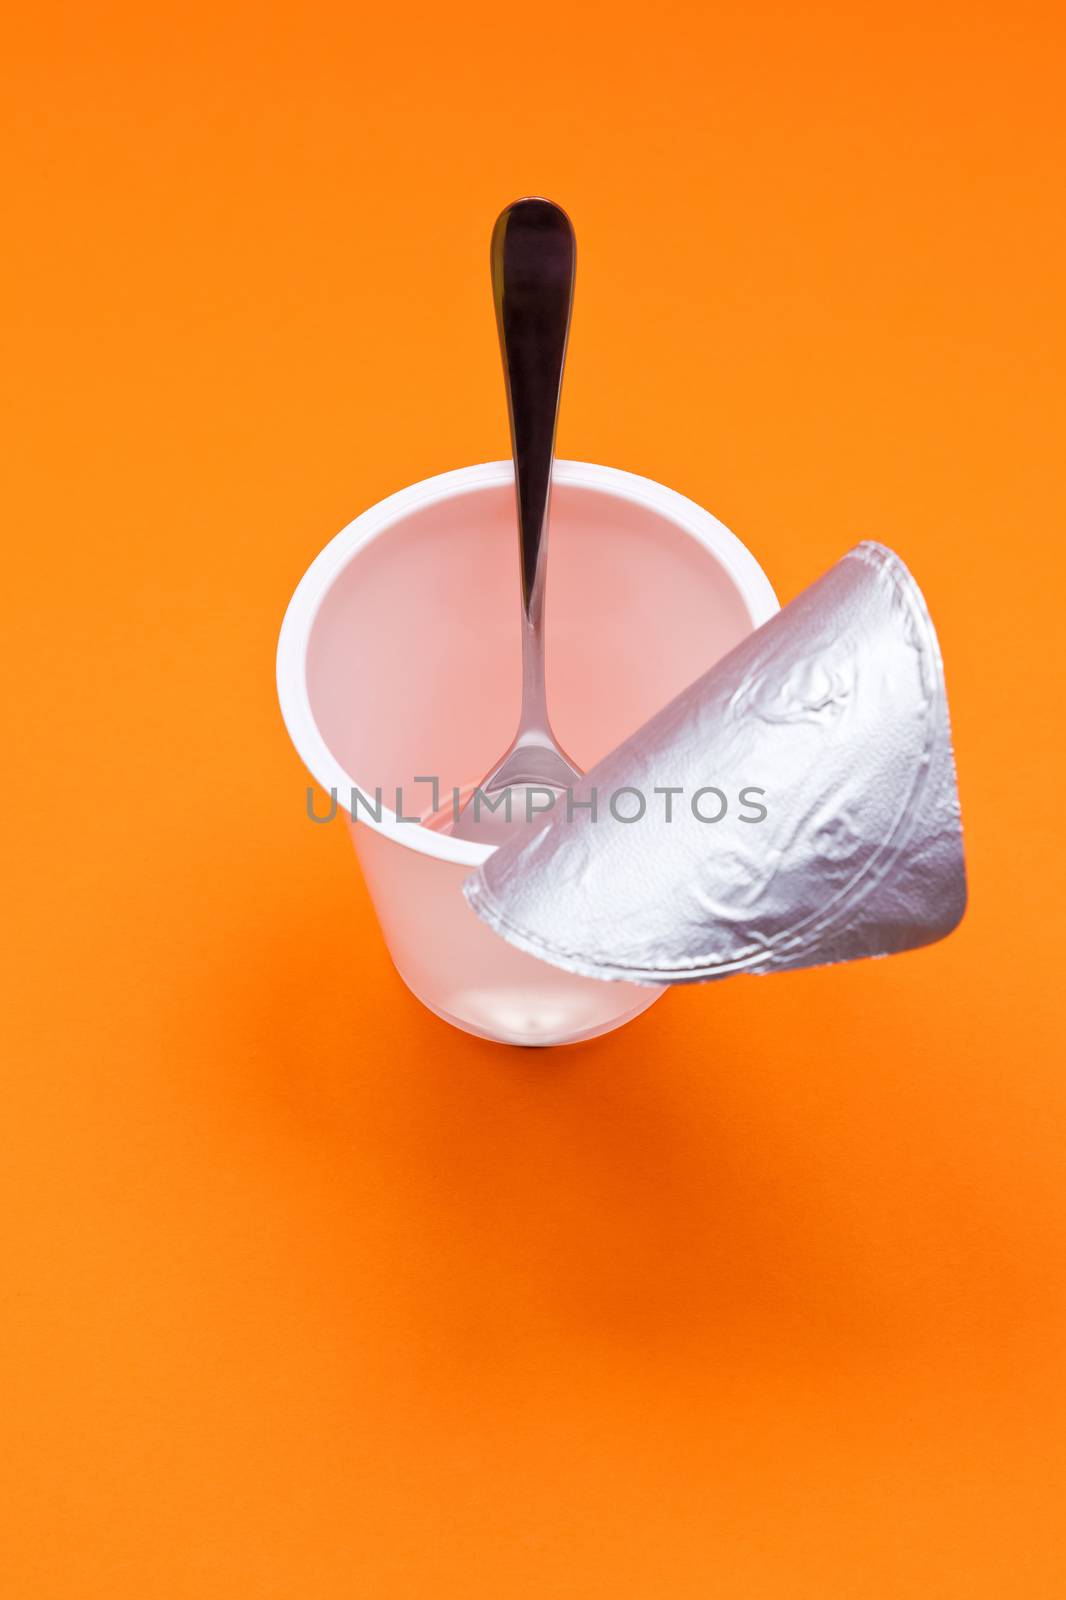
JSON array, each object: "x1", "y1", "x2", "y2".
[{"x1": 463, "y1": 542, "x2": 966, "y2": 985}]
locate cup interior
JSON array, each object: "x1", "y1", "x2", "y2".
[{"x1": 297, "y1": 464, "x2": 774, "y2": 858}]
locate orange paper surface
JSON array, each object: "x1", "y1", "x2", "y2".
[{"x1": 3, "y1": 2, "x2": 1064, "y2": 1595}]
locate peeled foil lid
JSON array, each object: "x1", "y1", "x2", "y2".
[{"x1": 463, "y1": 541, "x2": 967, "y2": 986}]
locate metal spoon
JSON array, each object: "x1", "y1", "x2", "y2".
[{"x1": 451, "y1": 197, "x2": 583, "y2": 843}]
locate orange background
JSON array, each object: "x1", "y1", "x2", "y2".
[{"x1": 3, "y1": 2, "x2": 1065, "y2": 1595}]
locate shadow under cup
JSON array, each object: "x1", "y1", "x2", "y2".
[{"x1": 277, "y1": 460, "x2": 778, "y2": 1047}]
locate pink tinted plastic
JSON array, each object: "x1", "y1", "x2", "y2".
[{"x1": 278, "y1": 461, "x2": 778, "y2": 1046}]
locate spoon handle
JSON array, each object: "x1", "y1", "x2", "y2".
[{"x1": 491, "y1": 198, "x2": 576, "y2": 734}]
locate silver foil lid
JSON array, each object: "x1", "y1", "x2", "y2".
[{"x1": 463, "y1": 542, "x2": 966, "y2": 985}]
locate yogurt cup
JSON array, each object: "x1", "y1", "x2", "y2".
[{"x1": 277, "y1": 459, "x2": 778, "y2": 1045}]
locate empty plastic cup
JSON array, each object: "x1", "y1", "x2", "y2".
[{"x1": 276, "y1": 460, "x2": 778, "y2": 1046}]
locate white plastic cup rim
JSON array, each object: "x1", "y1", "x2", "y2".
[{"x1": 276, "y1": 459, "x2": 779, "y2": 870}]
